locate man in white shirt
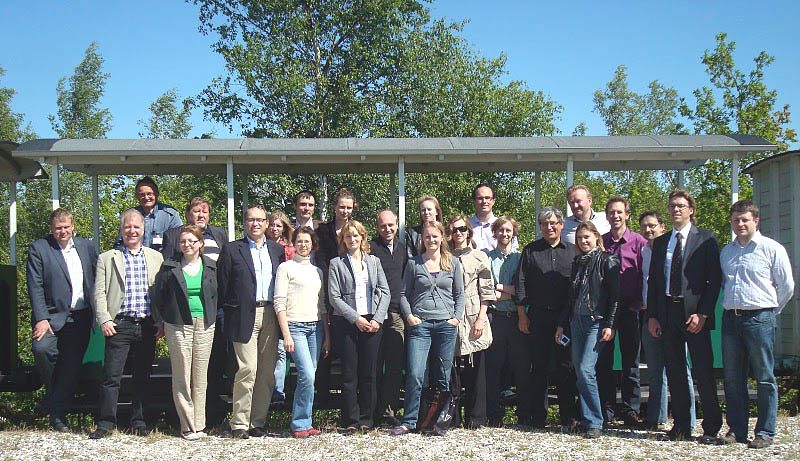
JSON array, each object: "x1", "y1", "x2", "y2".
[
  {"x1": 561, "y1": 184, "x2": 610, "y2": 245},
  {"x1": 468, "y1": 184, "x2": 517, "y2": 251},
  {"x1": 719, "y1": 200, "x2": 794, "y2": 449},
  {"x1": 293, "y1": 190, "x2": 321, "y2": 230}
]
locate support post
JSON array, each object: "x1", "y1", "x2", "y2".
[
  {"x1": 92, "y1": 175, "x2": 100, "y2": 246},
  {"x1": 389, "y1": 173, "x2": 396, "y2": 213},
  {"x1": 534, "y1": 170, "x2": 542, "y2": 239},
  {"x1": 10, "y1": 182, "x2": 17, "y2": 266},
  {"x1": 677, "y1": 170, "x2": 685, "y2": 189},
  {"x1": 398, "y1": 157, "x2": 406, "y2": 238},
  {"x1": 731, "y1": 152, "x2": 739, "y2": 204},
  {"x1": 566, "y1": 155, "x2": 574, "y2": 217},
  {"x1": 51, "y1": 159, "x2": 60, "y2": 210},
  {"x1": 226, "y1": 158, "x2": 235, "y2": 241},
  {"x1": 242, "y1": 173, "x2": 249, "y2": 222}
]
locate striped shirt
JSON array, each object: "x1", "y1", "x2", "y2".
[
  {"x1": 120, "y1": 247, "x2": 151, "y2": 318},
  {"x1": 721, "y1": 231, "x2": 795, "y2": 314}
]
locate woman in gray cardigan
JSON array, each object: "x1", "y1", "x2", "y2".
[{"x1": 328, "y1": 220, "x2": 390, "y2": 430}]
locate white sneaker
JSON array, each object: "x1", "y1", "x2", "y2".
[
  {"x1": 181, "y1": 432, "x2": 201, "y2": 441},
  {"x1": 196, "y1": 431, "x2": 208, "y2": 438}
]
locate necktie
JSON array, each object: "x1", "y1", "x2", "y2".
[{"x1": 669, "y1": 233, "x2": 683, "y2": 297}]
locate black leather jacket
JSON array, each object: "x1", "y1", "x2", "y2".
[{"x1": 560, "y1": 249, "x2": 621, "y2": 330}]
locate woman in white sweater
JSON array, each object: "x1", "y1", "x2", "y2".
[{"x1": 274, "y1": 226, "x2": 330, "y2": 438}]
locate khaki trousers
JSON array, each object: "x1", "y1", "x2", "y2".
[
  {"x1": 165, "y1": 318, "x2": 215, "y2": 434},
  {"x1": 230, "y1": 306, "x2": 279, "y2": 430}
]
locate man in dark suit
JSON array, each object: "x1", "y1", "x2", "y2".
[
  {"x1": 27, "y1": 208, "x2": 98, "y2": 431},
  {"x1": 647, "y1": 190, "x2": 722, "y2": 442},
  {"x1": 217, "y1": 205, "x2": 284, "y2": 439}
]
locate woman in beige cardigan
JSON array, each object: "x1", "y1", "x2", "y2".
[{"x1": 447, "y1": 214, "x2": 496, "y2": 428}]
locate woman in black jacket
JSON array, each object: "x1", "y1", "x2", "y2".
[
  {"x1": 555, "y1": 221, "x2": 620, "y2": 439},
  {"x1": 154, "y1": 224, "x2": 218, "y2": 440}
]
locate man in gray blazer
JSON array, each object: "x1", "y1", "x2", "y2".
[
  {"x1": 90, "y1": 209, "x2": 164, "y2": 439},
  {"x1": 27, "y1": 208, "x2": 98, "y2": 431}
]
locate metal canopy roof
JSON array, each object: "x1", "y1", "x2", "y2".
[
  {"x1": 0, "y1": 141, "x2": 48, "y2": 181},
  {"x1": 12, "y1": 135, "x2": 776, "y2": 175}
]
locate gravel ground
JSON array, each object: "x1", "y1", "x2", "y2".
[{"x1": 1, "y1": 417, "x2": 797, "y2": 460}]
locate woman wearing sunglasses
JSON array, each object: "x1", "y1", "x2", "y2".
[{"x1": 153, "y1": 224, "x2": 218, "y2": 440}]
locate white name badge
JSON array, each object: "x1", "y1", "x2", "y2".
[{"x1": 152, "y1": 237, "x2": 163, "y2": 245}]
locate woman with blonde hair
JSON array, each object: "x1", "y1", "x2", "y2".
[
  {"x1": 267, "y1": 210, "x2": 295, "y2": 260},
  {"x1": 391, "y1": 221, "x2": 464, "y2": 436},
  {"x1": 405, "y1": 194, "x2": 443, "y2": 258},
  {"x1": 556, "y1": 221, "x2": 620, "y2": 438},
  {"x1": 446, "y1": 214, "x2": 496, "y2": 428},
  {"x1": 328, "y1": 220, "x2": 390, "y2": 430},
  {"x1": 153, "y1": 224, "x2": 218, "y2": 440}
]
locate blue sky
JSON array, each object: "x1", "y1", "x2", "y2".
[{"x1": 2, "y1": 0, "x2": 798, "y2": 148}]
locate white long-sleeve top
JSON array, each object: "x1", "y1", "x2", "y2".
[
  {"x1": 273, "y1": 254, "x2": 326, "y2": 322},
  {"x1": 721, "y1": 231, "x2": 795, "y2": 314}
]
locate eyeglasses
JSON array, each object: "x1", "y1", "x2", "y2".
[
  {"x1": 452, "y1": 226, "x2": 469, "y2": 234},
  {"x1": 179, "y1": 239, "x2": 200, "y2": 246},
  {"x1": 246, "y1": 218, "x2": 268, "y2": 224},
  {"x1": 668, "y1": 203, "x2": 689, "y2": 210},
  {"x1": 539, "y1": 221, "x2": 561, "y2": 228}
]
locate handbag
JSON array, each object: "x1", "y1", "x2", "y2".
[{"x1": 418, "y1": 358, "x2": 461, "y2": 436}]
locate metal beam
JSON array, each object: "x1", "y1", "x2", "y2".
[
  {"x1": 389, "y1": 173, "x2": 396, "y2": 213},
  {"x1": 242, "y1": 173, "x2": 249, "y2": 222},
  {"x1": 92, "y1": 175, "x2": 100, "y2": 246},
  {"x1": 731, "y1": 152, "x2": 739, "y2": 204},
  {"x1": 226, "y1": 158, "x2": 235, "y2": 241},
  {"x1": 51, "y1": 159, "x2": 60, "y2": 210},
  {"x1": 566, "y1": 155, "x2": 574, "y2": 217},
  {"x1": 398, "y1": 157, "x2": 406, "y2": 238},
  {"x1": 534, "y1": 170, "x2": 541, "y2": 239},
  {"x1": 9, "y1": 182, "x2": 16, "y2": 266},
  {"x1": 677, "y1": 170, "x2": 685, "y2": 189}
]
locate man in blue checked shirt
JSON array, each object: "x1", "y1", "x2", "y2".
[
  {"x1": 90, "y1": 209, "x2": 164, "y2": 440},
  {"x1": 719, "y1": 200, "x2": 794, "y2": 449}
]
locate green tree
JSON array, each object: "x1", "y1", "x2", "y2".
[
  {"x1": 138, "y1": 88, "x2": 193, "y2": 139},
  {"x1": 681, "y1": 33, "x2": 797, "y2": 242},
  {"x1": 0, "y1": 67, "x2": 36, "y2": 143},
  {"x1": 48, "y1": 42, "x2": 112, "y2": 139}
]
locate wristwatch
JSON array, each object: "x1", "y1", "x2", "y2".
[{"x1": 698, "y1": 313, "x2": 708, "y2": 319}]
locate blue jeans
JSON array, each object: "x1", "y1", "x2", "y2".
[
  {"x1": 570, "y1": 314, "x2": 606, "y2": 430},
  {"x1": 401, "y1": 319, "x2": 457, "y2": 429},
  {"x1": 722, "y1": 308, "x2": 778, "y2": 439},
  {"x1": 274, "y1": 339, "x2": 287, "y2": 398},
  {"x1": 641, "y1": 321, "x2": 696, "y2": 427},
  {"x1": 287, "y1": 321, "x2": 323, "y2": 431}
]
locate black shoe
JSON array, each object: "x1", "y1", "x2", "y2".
[
  {"x1": 622, "y1": 412, "x2": 641, "y2": 428},
  {"x1": 667, "y1": 427, "x2": 692, "y2": 441},
  {"x1": 89, "y1": 428, "x2": 111, "y2": 440},
  {"x1": 720, "y1": 431, "x2": 748, "y2": 445},
  {"x1": 643, "y1": 421, "x2": 664, "y2": 432},
  {"x1": 131, "y1": 426, "x2": 150, "y2": 437},
  {"x1": 585, "y1": 428, "x2": 602, "y2": 439},
  {"x1": 230, "y1": 429, "x2": 250, "y2": 439},
  {"x1": 698, "y1": 434, "x2": 719, "y2": 445},
  {"x1": 51, "y1": 421, "x2": 69, "y2": 433},
  {"x1": 248, "y1": 426, "x2": 267, "y2": 437},
  {"x1": 748, "y1": 435, "x2": 772, "y2": 449}
]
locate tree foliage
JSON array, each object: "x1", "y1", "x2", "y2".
[
  {"x1": 138, "y1": 88, "x2": 193, "y2": 139},
  {"x1": 0, "y1": 67, "x2": 36, "y2": 143}
]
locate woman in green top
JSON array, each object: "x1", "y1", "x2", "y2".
[{"x1": 154, "y1": 224, "x2": 218, "y2": 440}]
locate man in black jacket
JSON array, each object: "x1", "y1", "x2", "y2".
[
  {"x1": 217, "y1": 205, "x2": 284, "y2": 438},
  {"x1": 647, "y1": 190, "x2": 722, "y2": 442},
  {"x1": 370, "y1": 210, "x2": 407, "y2": 426},
  {"x1": 27, "y1": 208, "x2": 98, "y2": 431}
]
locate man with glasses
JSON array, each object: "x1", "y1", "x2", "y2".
[
  {"x1": 647, "y1": 190, "x2": 722, "y2": 442},
  {"x1": 114, "y1": 176, "x2": 182, "y2": 252},
  {"x1": 468, "y1": 183, "x2": 518, "y2": 252},
  {"x1": 217, "y1": 205, "x2": 285, "y2": 438},
  {"x1": 514, "y1": 206, "x2": 579, "y2": 430}
]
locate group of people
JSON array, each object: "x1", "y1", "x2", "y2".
[{"x1": 27, "y1": 176, "x2": 794, "y2": 449}]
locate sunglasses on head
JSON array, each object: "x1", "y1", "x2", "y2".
[{"x1": 452, "y1": 225, "x2": 469, "y2": 233}]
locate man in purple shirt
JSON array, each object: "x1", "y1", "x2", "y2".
[{"x1": 597, "y1": 196, "x2": 647, "y2": 427}]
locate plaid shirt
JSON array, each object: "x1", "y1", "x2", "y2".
[{"x1": 120, "y1": 246, "x2": 151, "y2": 318}]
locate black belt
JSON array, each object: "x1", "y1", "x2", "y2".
[
  {"x1": 666, "y1": 296, "x2": 684, "y2": 304},
  {"x1": 488, "y1": 308, "x2": 517, "y2": 318},
  {"x1": 115, "y1": 314, "x2": 150, "y2": 324},
  {"x1": 728, "y1": 307, "x2": 773, "y2": 317},
  {"x1": 255, "y1": 300, "x2": 272, "y2": 307}
]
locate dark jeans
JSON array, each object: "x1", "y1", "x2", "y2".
[
  {"x1": 455, "y1": 349, "x2": 487, "y2": 427},
  {"x1": 376, "y1": 311, "x2": 405, "y2": 421},
  {"x1": 206, "y1": 308, "x2": 231, "y2": 404},
  {"x1": 96, "y1": 316, "x2": 157, "y2": 431},
  {"x1": 331, "y1": 315, "x2": 383, "y2": 428},
  {"x1": 529, "y1": 307, "x2": 578, "y2": 425},
  {"x1": 663, "y1": 299, "x2": 722, "y2": 436},
  {"x1": 32, "y1": 309, "x2": 92, "y2": 424},
  {"x1": 485, "y1": 312, "x2": 532, "y2": 422},
  {"x1": 596, "y1": 306, "x2": 641, "y2": 419}
]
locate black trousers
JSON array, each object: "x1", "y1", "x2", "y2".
[
  {"x1": 529, "y1": 307, "x2": 579, "y2": 425},
  {"x1": 206, "y1": 308, "x2": 232, "y2": 405},
  {"x1": 596, "y1": 306, "x2": 641, "y2": 420},
  {"x1": 485, "y1": 312, "x2": 532, "y2": 422},
  {"x1": 96, "y1": 316, "x2": 157, "y2": 431},
  {"x1": 331, "y1": 315, "x2": 383, "y2": 428},
  {"x1": 31, "y1": 309, "x2": 92, "y2": 424},
  {"x1": 663, "y1": 298, "x2": 722, "y2": 436},
  {"x1": 456, "y1": 349, "x2": 488, "y2": 427},
  {"x1": 375, "y1": 311, "x2": 405, "y2": 421}
]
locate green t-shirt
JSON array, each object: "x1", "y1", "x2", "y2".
[{"x1": 183, "y1": 265, "x2": 205, "y2": 318}]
